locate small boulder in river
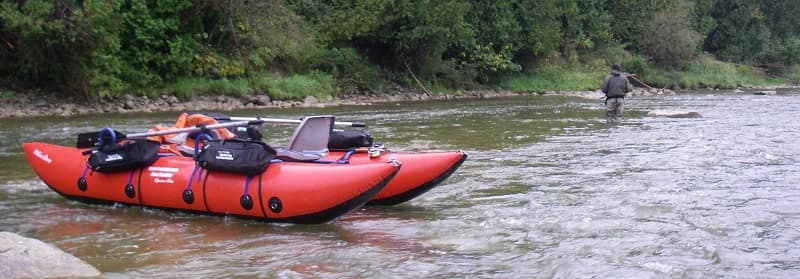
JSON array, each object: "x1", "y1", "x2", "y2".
[
  {"x1": 646, "y1": 110, "x2": 702, "y2": 118},
  {"x1": 752, "y1": 90, "x2": 777, "y2": 95},
  {"x1": 0, "y1": 231, "x2": 101, "y2": 278}
]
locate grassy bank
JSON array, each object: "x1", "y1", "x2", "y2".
[
  {"x1": 162, "y1": 55, "x2": 797, "y2": 101},
  {"x1": 5, "y1": 56, "x2": 794, "y2": 104},
  {"x1": 641, "y1": 56, "x2": 791, "y2": 89},
  {"x1": 491, "y1": 55, "x2": 796, "y2": 93},
  {"x1": 166, "y1": 71, "x2": 337, "y2": 101},
  {"x1": 498, "y1": 66, "x2": 606, "y2": 93}
]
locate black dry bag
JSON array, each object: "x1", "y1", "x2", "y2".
[
  {"x1": 328, "y1": 130, "x2": 373, "y2": 150},
  {"x1": 88, "y1": 140, "x2": 160, "y2": 173},
  {"x1": 195, "y1": 139, "x2": 276, "y2": 175}
]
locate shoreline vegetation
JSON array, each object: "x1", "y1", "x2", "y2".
[
  {"x1": 2, "y1": 56, "x2": 799, "y2": 118},
  {"x1": 2, "y1": 56, "x2": 798, "y2": 118},
  {"x1": 1, "y1": 81, "x2": 797, "y2": 119},
  {"x1": 2, "y1": 1, "x2": 800, "y2": 118}
]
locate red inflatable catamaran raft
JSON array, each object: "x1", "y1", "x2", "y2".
[
  {"x1": 22, "y1": 119, "x2": 402, "y2": 224},
  {"x1": 23, "y1": 142, "x2": 399, "y2": 224},
  {"x1": 216, "y1": 115, "x2": 468, "y2": 206}
]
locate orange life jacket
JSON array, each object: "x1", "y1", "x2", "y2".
[{"x1": 148, "y1": 112, "x2": 236, "y2": 155}]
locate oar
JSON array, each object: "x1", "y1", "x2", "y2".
[
  {"x1": 76, "y1": 120, "x2": 263, "y2": 148},
  {"x1": 215, "y1": 116, "x2": 366, "y2": 128}
]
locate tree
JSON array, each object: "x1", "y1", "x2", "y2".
[
  {"x1": 692, "y1": 0, "x2": 718, "y2": 35},
  {"x1": 0, "y1": 0, "x2": 123, "y2": 98},
  {"x1": 704, "y1": 0, "x2": 771, "y2": 63},
  {"x1": 640, "y1": 0, "x2": 703, "y2": 67},
  {"x1": 462, "y1": 1, "x2": 522, "y2": 80},
  {"x1": 558, "y1": 0, "x2": 613, "y2": 57},
  {"x1": 117, "y1": 0, "x2": 201, "y2": 85},
  {"x1": 289, "y1": 0, "x2": 474, "y2": 85},
  {"x1": 606, "y1": 0, "x2": 661, "y2": 52},
  {"x1": 758, "y1": 0, "x2": 800, "y2": 65},
  {"x1": 511, "y1": 0, "x2": 562, "y2": 71}
]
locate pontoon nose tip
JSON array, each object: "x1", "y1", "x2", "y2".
[{"x1": 21, "y1": 142, "x2": 34, "y2": 153}]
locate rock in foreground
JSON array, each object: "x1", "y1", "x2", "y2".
[{"x1": 0, "y1": 232, "x2": 101, "y2": 278}]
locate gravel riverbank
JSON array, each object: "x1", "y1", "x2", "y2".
[{"x1": 0, "y1": 87, "x2": 683, "y2": 118}]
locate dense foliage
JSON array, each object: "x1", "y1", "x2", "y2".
[
  {"x1": 0, "y1": 0, "x2": 798, "y2": 99},
  {"x1": 639, "y1": 1, "x2": 703, "y2": 68}
]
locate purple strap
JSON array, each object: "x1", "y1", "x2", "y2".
[
  {"x1": 243, "y1": 175, "x2": 253, "y2": 195},
  {"x1": 80, "y1": 164, "x2": 90, "y2": 179},
  {"x1": 127, "y1": 169, "x2": 135, "y2": 185}
]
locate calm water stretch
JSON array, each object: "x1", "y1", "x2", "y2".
[{"x1": 1, "y1": 91, "x2": 799, "y2": 278}]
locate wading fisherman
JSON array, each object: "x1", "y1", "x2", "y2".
[{"x1": 601, "y1": 63, "x2": 632, "y2": 123}]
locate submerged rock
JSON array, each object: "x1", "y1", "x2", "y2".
[
  {"x1": 753, "y1": 90, "x2": 777, "y2": 95},
  {"x1": 646, "y1": 110, "x2": 702, "y2": 118},
  {"x1": 0, "y1": 232, "x2": 101, "y2": 278}
]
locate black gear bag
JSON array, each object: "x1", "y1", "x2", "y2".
[
  {"x1": 87, "y1": 140, "x2": 161, "y2": 173},
  {"x1": 196, "y1": 139, "x2": 276, "y2": 175},
  {"x1": 328, "y1": 130, "x2": 373, "y2": 150}
]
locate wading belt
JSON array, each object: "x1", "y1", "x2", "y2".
[{"x1": 604, "y1": 96, "x2": 624, "y2": 105}]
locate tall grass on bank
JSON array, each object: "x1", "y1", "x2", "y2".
[
  {"x1": 779, "y1": 66, "x2": 800, "y2": 83},
  {"x1": 638, "y1": 56, "x2": 788, "y2": 89},
  {"x1": 498, "y1": 66, "x2": 606, "y2": 92},
  {"x1": 85, "y1": 54, "x2": 800, "y2": 102},
  {"x1": 259, "y1": 72, "x2": 336, "y2": 101},
  {"x1": 494, "y1": 55, "x2": 793, "y2": 94},
  {"x1": 167, "y1": 71, "x2": 337, "y2": 101},
  {"x1": 170, "y1": 78, "x2": 248, "y2": 99}
]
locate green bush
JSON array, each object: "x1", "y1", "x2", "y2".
[
  {"x1": 499, "y1": 65, "x2": 605, "y2": 92},
  {"x1": 118, "y1": 0, "x2": 200, "y2": 84},
  {"x1": 704, "y1": 1, "x2": 772, "y2": 64},
  {"x1": 621, "y1": 54, "x2": 654, "y2": 77},
  {"x1": 783, "y1": 37, "x2": 800, "y2": 65},
  {"x1": 208, "y1": 79, "x2": 250, "y2": 97},
  {"x1": 0, "y1": 1, "x2": 118, "y2": 98},
  {"x1": 265, "y1": 72, "x2": 336, "y2": 100},
  {"x1": 169, "y1": 78, "x2": 204, "y2": 100},
  {"x1": 167, "y1": 77, "x2": 251, "y2": 99},
  {"x1": 644, "y1": 55, "x2": 785, "y2": 89},
  {"x1": 306, "y1": 47, "x2": 386, "y2": 93},
  {"x1": 782, "y1": 66, "x2": 800, "y2": 82},
  {"x1": 639, "y1": 0, "x2": 702, "y2": 68},
  {"x1": 247, "y1": 74, "x2": 275, "y2": 94},
  {"x1": 192, "y1": 52, "x2": 247, "y2": 79},
  {"x1": 231, "y1": 0, "x2": 316, "y2": 73}
]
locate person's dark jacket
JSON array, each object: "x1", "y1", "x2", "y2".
[{"x1": 601, "y1": 71, "x2": 632, "y2": 98}]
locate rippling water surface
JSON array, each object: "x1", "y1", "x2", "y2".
[{"x1": 1, "y1": 91, "x2": 799, "y2": 278}]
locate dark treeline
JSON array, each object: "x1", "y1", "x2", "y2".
[{"x1": 1, "y1": 0, "x2": 799, "y2": 100}]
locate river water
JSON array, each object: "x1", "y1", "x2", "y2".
[{"x1": 1, "y1": 91, "x2": 799, "y2": 278}]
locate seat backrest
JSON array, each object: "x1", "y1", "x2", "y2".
[{"x1": 285, "y1": 115, "x2": 335, "y2": 155}]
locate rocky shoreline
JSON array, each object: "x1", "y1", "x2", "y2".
[
  {"x1": 2, "y1": 84, "x2": 796, "y2": 118},
  {"x1": 0, "y1": 87, "x2": 681, "y2": 118}
]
